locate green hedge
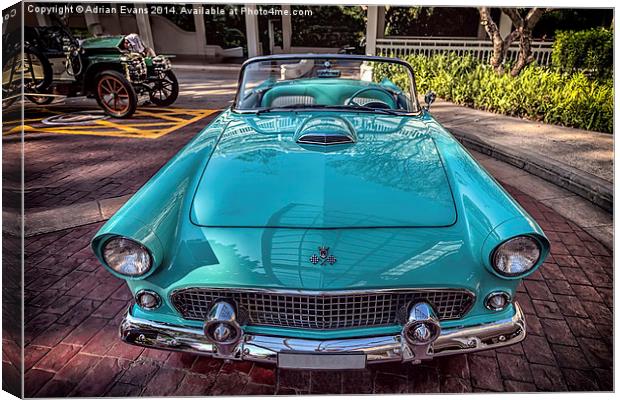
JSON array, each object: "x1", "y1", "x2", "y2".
[
  {"x1": 552, "y1": 28, "x2": 613, "y2": 80},
  {"x1": 386, "y1": 54, "x2": 613, "y2": 133}
]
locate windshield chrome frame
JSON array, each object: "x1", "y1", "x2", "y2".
[{"x1": 232, "y1": 54, "x2": 421, "y2": 115}]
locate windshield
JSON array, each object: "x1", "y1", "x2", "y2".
[{"x1": 234, "y1": 56, "x2": 419, "y2": 114}]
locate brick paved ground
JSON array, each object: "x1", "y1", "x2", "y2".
[
  {"x1": 3, "y1": 110, "x2": 217, "y2": 210},
  {"x1": 21, "y1": 182, "x2": 613, "y2": 395},
  {"x1": 10, "y1": 97, "x2": 612, "y2": 395}
]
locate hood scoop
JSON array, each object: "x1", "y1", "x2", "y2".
[{"x1": 295, "y1": 116, "x2": 356, "y2": 145}]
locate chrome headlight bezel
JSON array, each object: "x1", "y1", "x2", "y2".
[
  {"x1": 135, "y1": 289, "x2": 162, "y2": 310},
  {"x1": 102, "y1": 236, "x2": 153, "y2": 277},
  {"x1": 484, "y1": 291, "x2": 512, "y2": 311},
  {"x1": 491, "y1": 235, "x2": 542, "y2": 277}
]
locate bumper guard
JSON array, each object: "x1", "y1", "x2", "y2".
[{"x1": 120, "y1": 303, "x2": 526, "y2": 368}]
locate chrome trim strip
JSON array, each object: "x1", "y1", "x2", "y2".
[
  {"x1": 170, "y1": 286, "x2": 476, "y2": 297},
  {"x1": 119, "y1": 303, "x2": 525, "y2": 367}
]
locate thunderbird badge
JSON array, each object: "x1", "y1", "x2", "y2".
[{"x1": 310, "y1": 246, "x2": 337, "y2": 265}]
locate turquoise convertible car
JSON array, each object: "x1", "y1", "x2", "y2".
[{"x1": 92, "y1": 54, "x2": 549, "y2": 369}]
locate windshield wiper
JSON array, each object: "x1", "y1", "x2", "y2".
[{"x1": 255, "y1": 104, "x2": 405, "y2": 116}]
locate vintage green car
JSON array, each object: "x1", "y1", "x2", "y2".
[
  {"x1": 91, "y1": 54, "x2": 549, "y2": 369},
  {"x1": 2, "y1": 22, "x2": 178, "y2": 117}
]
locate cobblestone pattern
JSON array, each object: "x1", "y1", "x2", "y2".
[
  {"x1": 3, "y1": 110, "x2": 217, "y2": 211},
  {"x1": 16, "y1": 111, "x2": 612, "y2": 395},
  {"x1": 21, "y1": 182, "x2": 613, "y2": 396}
]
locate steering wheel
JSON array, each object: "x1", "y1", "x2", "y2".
[{"x1": 345, "y1": 87, "x2": 396, "y2": 108}]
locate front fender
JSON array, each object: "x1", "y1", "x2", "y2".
[
  {"x1": 481, "y1": 216, "x2": 550, "y2": 280},
  {"x1": 90, "y1": 111, "x2": 232, "y2": 278},
  {"x1": 91, "y1": 216, "x2": 164, "y2": 280},
  {"x1": 82, "y1": 61, "x2": 125, "y2": 94}
]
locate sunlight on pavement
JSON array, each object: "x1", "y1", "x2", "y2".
[{"x1": 3, "y1": 107, "x2": 219, "y2": 139}]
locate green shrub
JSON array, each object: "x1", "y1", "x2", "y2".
[
  {"x1": 392, "y1": 54, "x2": 613, "y2": 133},
  {"x1": 552, "y1": 28, "x2": 613, "y2": 80}
]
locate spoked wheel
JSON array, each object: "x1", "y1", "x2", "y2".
[
  {"x1": 3, "y1": 46, "x2": 52, "y2": 109},
  {"x1": 149, "y1": 70, "x2": 179, "y2": 106},
  {"x1": 22, "y1": 47, "x2": 53, "y2": 93},
  {"x1": 95, "y1": 71, "x2": 137, "y2": 118},
  {"x1": 2, "y1": 53, "x2": 20, "y2": 109}
]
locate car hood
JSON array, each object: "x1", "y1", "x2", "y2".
[
  {"x1": 80, "y1": 36, "x2": 123, "y2": 50},
  {"x1": 190, "y1": 113, "x2": 456, "y2": 228}
]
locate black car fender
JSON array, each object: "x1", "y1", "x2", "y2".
[{"x1": 81, "y1": 62, "x2": 125, "y2": 95}]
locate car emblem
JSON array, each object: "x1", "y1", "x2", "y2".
[{"x1": 310, "y1": 246, "x2": 337, "y2": 265}]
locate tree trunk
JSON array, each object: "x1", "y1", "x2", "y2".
[
  {"x1": 502, "y1": 7, "x2": 549, "y2": 76},
  {"x1": 479, "y1": 7, "x2": 505, "y2": 73},
  {"x1": 490, "y1": 39, "x2": 505, "y2": 73},
  {"x1": 480, "y1": 7, "x2": 550, "y2": 76},
  {"x1": 511, "y1": 27, "x2": 533, "y2": 76}
]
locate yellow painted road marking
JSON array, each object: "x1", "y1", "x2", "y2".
[
  {"x1": 95, "y1": 119, "x2": 143, "y2": 134},
  {"x1": 117, "y1": 122, "x2": 177, "y2": 127},
  {"x1": 3, "y1": 108, "x2": 219, "y2": 139}
]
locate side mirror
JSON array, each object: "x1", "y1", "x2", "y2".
[{"x1": 424, "y1": 91, "x2": 436, "y2": 110}]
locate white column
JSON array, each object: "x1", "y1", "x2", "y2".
[
  {"x1": 376, "y1": 6, "x2": 385, "y2": 39},
  {"x1": 365, "y1": 6, "x2": 378, "y2": 55},
  {"x1": 110, "y1": 4, "x2": 122, "y2": 34},
  {"x1": 245, "y1": 4, "x2": 260, "y2": 58},
  {"x1": 135, "y1": 4, "x2": 154, "y2": 49},
  {"x1": 84, "y1": 12, "x2": 103, "y2": 36},
  {"x1": 35, "y1": 13, "x2": 52, "y2": 27},
  {"x1": 268, "y1": 20, "x2": 275, "y2": 54},
  {"x1": 193, "y1": 4, "x2": 208, "y2": 55},
  {"x1": 498, "y1": 11, "x2": 512, "y2": 39},
  {"x1": 282, "y1": 5, "x2": 292, "y2": 52},
  {"x1": 476, "y1": 13, "x2": 487, "y2": 39}
]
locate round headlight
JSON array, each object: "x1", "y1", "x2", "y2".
[
  {"x1": 102, "y1": 237, "x2": 152, "y2": 276},
  {"x1": 492, "y1": 236, "x2": 541, "y2": 276}
]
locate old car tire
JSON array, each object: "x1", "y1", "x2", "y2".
[
  {"x1": 95, "y1": 71, "x2": 137, "y2": 118},
  {"x1": 3, "y1": 46, "x2": 52, "y2": 108},
  {"x1": 26, "y1": 94, "x2": 54, "y2": 105},
  {"x1": 149, "y1": 70, "x2": 179, "y2": 107},
  {"x1": 22, "y1": 46, "x2": 53, "y2": 93},
  {"x1": 2, "y1": 52, "x2": 21, "y2": 109}
]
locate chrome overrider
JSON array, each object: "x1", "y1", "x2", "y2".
[{"x1": 120, "y1": 300, "x2": 527, "y2": 368}]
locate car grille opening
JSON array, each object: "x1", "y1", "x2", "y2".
[
  {"x1": 296, "y1": 133, "x2": 355, "y2": 145},
  {"x1": 170, "y1": 288, "x2": 474, "y2": 330}
]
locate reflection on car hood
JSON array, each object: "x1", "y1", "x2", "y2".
[
  {"x1": 190, "y1": 113, "x2": 457, "y2": 228},
  {"x1": 80, "y1": 36, "x2": 123, "y2": 50}
]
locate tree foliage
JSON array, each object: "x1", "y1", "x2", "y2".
[
  {"x1": 385, "y1": 7, "x2": 480, "y2": 37},
  {"x1": 290, "y1": 6, "x2": 365, "y2": 48},
  {"x1": 384, "y1": 54, "x2": 613, "y2": 133},
  {"x1": 552, "y1": 28, "x2": 613, "y2": 80}
]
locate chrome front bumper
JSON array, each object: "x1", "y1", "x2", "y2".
[{"x1": 120, "y1": 302, "x2": 526, "y2": 368}]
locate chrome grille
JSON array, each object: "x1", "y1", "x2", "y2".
[{"x1": 171, "y1": 288, "x2": 474, "y2": 330}]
